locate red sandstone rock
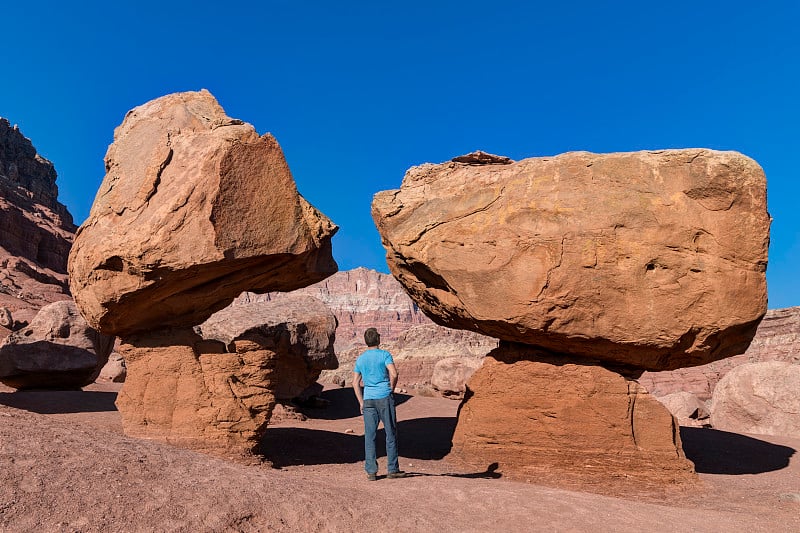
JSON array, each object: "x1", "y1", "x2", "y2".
[
  {"x1": 198, "y1": 293, "x2": 337, "y2": 400},
  {"x1": 0, "y1": 301, "x2": 114, "y2": 389},
  {"x1": 449, "y1": 343, "x2": 696, "y2": 483},
  {"x1": 373, "y1": 149, "x2": 769, "y2": 371},
  {"x1": 68, "y1": 90, "x2": 337, "y2": 336},
  {"x1": 0, "y1": 118, "x2": 75, "y2": 330},
  {"x1": 710, "y1": 361, "x2": 800, "y2": 437}
]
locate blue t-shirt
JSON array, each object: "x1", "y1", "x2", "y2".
[{"x1": 353, "y1": 348, "x2": 394, "y2": 400}]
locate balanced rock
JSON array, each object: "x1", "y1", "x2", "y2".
[
  {"x1": 373, "y1": 149, "x2": 769, "y2": 371},
  {"x1": 68, "y1": 90, "x2": 338, "y2": 336},
  {"x1": 116, "y1": 291, "x2": 337, "y2": 453},
  {"x1": 0, "y1": 300, "x2": 114, "y2": 389},
  {"x1": 710, "y1": 362, "x2": 800, "y2": 437},
  {"x1": 449, "y1": 343, "x2": 696, "y2": 484}
]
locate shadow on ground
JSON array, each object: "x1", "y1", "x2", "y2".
[
  {"x1": 297, "y1": 387, "x2": 412, "y2": 420},
  {"x1": 680, "y1": 426, "x2": 796, "y2": 474},
  {"x1": 261, "y1": 416, "x2": 457, "y2": 467},
  {"x1": 0, "y1": 390, "x2": 118, "y2": 414}
]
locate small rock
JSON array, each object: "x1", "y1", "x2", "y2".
[{"x1": 344, "y1": 428, "x2": 354, "y2": 434}]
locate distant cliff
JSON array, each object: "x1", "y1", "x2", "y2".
[{"x1": 0, "y1": 118, "x2": 76, "y2": 335}]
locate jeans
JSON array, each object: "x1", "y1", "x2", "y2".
[{"x1": 363, "y1": 394, "x2": 399, "y2": 474}]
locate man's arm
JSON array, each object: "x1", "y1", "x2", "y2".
[
  {"x1": 387, "y1": 363, "x2": 398, "y2": 393},
  {"x1": 353, "y1": 372, "x2": 364, "y2": 413}
]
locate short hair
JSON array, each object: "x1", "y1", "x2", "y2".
[{"x1": 364, "y1": 328, "x2": 381, "y2": 347}]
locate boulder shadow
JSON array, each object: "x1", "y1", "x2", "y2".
[
  {"x1": 296, "y1": 387, "x2": 412, "y2": 420},
  {"x1": 0, "y1": 390, "x2": 118, "y2": 414},
  {"x1": 260, "y1": 416, "x2": 457, "y2": 467},
  {"x1": 680, "y1": 426, "x2": 796, "y2": 475}
]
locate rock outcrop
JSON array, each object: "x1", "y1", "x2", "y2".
[
  {"x1": 710, "y1": 362, "x2": 800, "y2": 437},
  {"x1": 639, "y1": 306, "x2": 800, "y2": 400},
  {"x1": 449, "y1": 344, "x2": 696, "y2": 484},
  {"x1": 69, "y1": 90, "x2": 338, "y2": 453},
  {"x1": 238, "y1": 267, "x2": 433, "y2": 353},
  {"x1": 68, "y1": 90, "x2": 337, "y2": 337},
  {"x1": 0, "y1": 301, "x2": 114, "y2": 389},
  {"x1": 0, "y1": 118, "x2": 75, "y2": 330},
  {"x1": 373, "y1": 148, "x2": 770, "y2": 484},
  {"x1": 373, "y1": 149, "x2": 769, "y2": 371}
]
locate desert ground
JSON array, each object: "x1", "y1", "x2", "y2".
[{"x1": 1, "y1": 382, "x2": 798, "y2": 532}]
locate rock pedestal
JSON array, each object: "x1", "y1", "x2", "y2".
[{"x1": 450, "y1": 344, "x2": 695, "y2": 484}]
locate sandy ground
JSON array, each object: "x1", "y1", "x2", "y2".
[{"x1": 1, "y1": 382, "x2": 799, "y2": 532}]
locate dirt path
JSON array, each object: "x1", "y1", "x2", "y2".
[{"x1": 1, "y1": 383, "x2": 799, "y2": 532}]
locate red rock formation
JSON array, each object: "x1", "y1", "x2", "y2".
[
  {"x1": 0, "y1": 118, "x2": 75, "y2": 328},
  {"x1": 69, "y1": 90, "x2": 338, "y2": 454},
  {"x1": 68, "y1": 90, "x2": 337, "y2": 336},
  {"x1": 373, "y1": 149, "x2": 769, "y2": 371},
  {"x1": 639, "y1": 306, "x2": 800, "y2": 400},
  {"x1": 0, "y1": 300, "x2": 114, "y2": 389},
  {"x1": 450, "y1": 343, "x2": 696, "y2": 484}
]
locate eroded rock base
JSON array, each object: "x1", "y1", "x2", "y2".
[
  {"x1": 116, "y1": 328, "x2": 276, "y2": 455},
  {"x1": 449, "y1": 344, "x2": 697, "y2": 485}
]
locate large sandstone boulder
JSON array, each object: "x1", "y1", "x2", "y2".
[
  {"x1": 449, "y1": 343, "x2": 696, "y2": 484},
  {"x1": 654, "y1": 391, "x2": 710, "y2": 427},
  {"x1": 431, "y1": 356, "x2": 483, "y2": 399},
  {"x1": 373, "y1": 149, "x2": 769, "y2": 371},
  {"x1": 117, "y1": 295, "x2": 337, "y2": 453},
  {"x1": 68, "y1": 90, "x2": 338, "y2": 337},
  {"x1": 197, "y1": 293, "x2": 337, "y2": 400},
  {"x1": 0, "y1": 300, "x2": 114, "y2": 389},
  {"x1": 710, "y1": 362, "x2": 800, "y2": 437},
  {"x1": 0, "y1": 118, "x2": 75, "y2": 329}
]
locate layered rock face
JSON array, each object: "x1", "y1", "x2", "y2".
[
  {"x1": 373, "y1": 149, "x2": 770, "y2": 483},
  {"x1": 238, "y1": 267, "x2": 433, "y2": 353},
  {"x1": 69, "y1": 90, "x2": 338, "y2": 453},
  {"x1": 117, "y1": 295, "x2": 336, "y2": 452},
  {"x1": 710, "y1": 362, "x2": 800, "y2": 437},
  {"x1": 68, "y1": 90, "x2": 337, "y2": 337},
  {"x1": 0, "y1": 301, "x2": 114, "y2": 389},
  {"x1": 0, "y1": 118, "x2": 75, "y2": 331},
  {"x1": 640, "y1": 306, "x2": 800, "y2": 400},
  {"x1": 373, "y1": 149, "x2": 769, "y2": 371}
]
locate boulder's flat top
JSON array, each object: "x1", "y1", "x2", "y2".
[{"x1": 1, "y1": 383, "x2": 798, "y2": 532}]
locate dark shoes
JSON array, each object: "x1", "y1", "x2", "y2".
[
  {"x1": 367, "y1": 473, "x2": 377, "y2": 481},
  {"x1": 387, "y1": 471, "x2": 408, "y2": 479}
]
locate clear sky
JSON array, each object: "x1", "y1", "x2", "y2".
[{"x1": 2, "y1": 1, "x2": 798, "y2": 308}]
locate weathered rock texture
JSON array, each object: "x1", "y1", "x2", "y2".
[
  {"x1": 373, "y1": 149, "x2": 770, "y2": 371},
  {"x1": 0, "y1": 118, "x2": 75, "y2": 330},
  {"x1": 68, "y1": 90, "x2": 338, "y2": 337},
  {"x1": 70, "y1": 90, "x2": 338, "y2": 454},
  {"x1": 710, "y1": 362, "x2": 800, "y2": 437},
  {"x1": 640, "y1": 306, "x2": 800, "y2": 400},
  {"x1": 117, "y1": 295, "x2": 337, "y2": 453},
  {"x1": 449, "y1": 343, "x2": 696, "y2": 484},
  {"x1": 0, "y1": 301, "x2": 114, "y2": 389},
  {"x1": 431, "y1": 356, "x2": 484, "y2": 399},
  {"x1": 238, "y1": 267, "x2": 433, "y2": 353},
  {"x1": 322, "y1": 323, "x2": 496, "y2": 395},
  {"x1": 654, "y1": 392, "x2": 710, "y2": 428},
  {"x1": 197, "y1": 294, "x2": 337, "y2": 400},
  {"x1": 97, "y1": 352, "x2": 126, "y2": 383}
]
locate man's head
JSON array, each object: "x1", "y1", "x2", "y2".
[{"x1": 364, "y1": 327, "x2": 381, "y2": 347}]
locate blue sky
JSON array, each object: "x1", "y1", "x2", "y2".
[{"x1": 2, "y1": 1, "x2": 798, "y2": 308}]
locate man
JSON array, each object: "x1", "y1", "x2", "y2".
[{"x1": 353, "y1": 327, "x2": 407, "y2": 481}]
